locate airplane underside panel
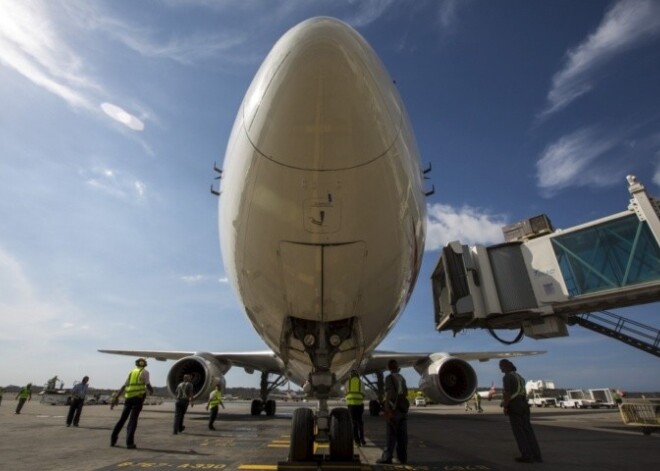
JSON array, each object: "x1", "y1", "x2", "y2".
[
  {"x1": 279, "y1": 242, "x2": 366, "y2": 379},
  {"x1": 279, "y1": 241, "x2": 367, "y2": 322}
]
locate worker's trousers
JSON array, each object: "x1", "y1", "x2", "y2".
[
  {"x1": 209, "y1": 406, "x2": 219, "y2": 428},
  {"x1": 15, "y1": 398, "x2": 27, "y2": 414},
  {"x1": 382, "y1": 411, "x2": 408, "y2": 464},
  {"x1": 66, "y1": 398, "x2": 84, "y2": 426},
  {"x1": 112, "y1": 396, "x2": 144, "y2": 446},
  {"x1": 173, "y1": 399, "x2": 189, "y2": 434},
  {"x1": 348, "y1": 403, "x2": 365, "y2": 443},
  {"x1": 507, "y1": 398, "x2": 542, "y2": 460}
]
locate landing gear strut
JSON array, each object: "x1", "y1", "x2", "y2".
[{"x1": 251, "y1": 371, "x2": 287, "y2": 416}]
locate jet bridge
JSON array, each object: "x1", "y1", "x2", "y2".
[{"x1": 432, "y1": 175, "x2": 660, "y2": 355}]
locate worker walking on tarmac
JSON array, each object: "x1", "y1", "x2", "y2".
[
  {"x1": 66, "y1": 376, "x2": 90, "y2": 427},
  {"x1": 345, "y1": 369, "x2": 367, "y2": 447},
  {"x1": 111, "y1": 358, "x2": 154, "y2": 449},
  {"x1": 0, "y1": 386, "x2": 4, "y2": 406},
  {"x1": 377, "y1": 359, "x2": 409, "y2": 465},
  {"x1": 499, "y1": 359, "x2": 542, "y2": 464},
  {"x1": 206, "y1": 384, "x2": 225, "y2": 430},
  {"x1": 15, "y1": 383, "x2": 32, "y2": 414},
  {"x1": 173, "y1": 374, "x2": 194, "y2": 435}
]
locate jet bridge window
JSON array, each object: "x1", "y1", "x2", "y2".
[{"x1": 551, "y1": 214, "x2": 660, "y2": 296}]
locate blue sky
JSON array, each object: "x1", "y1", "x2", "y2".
[{"x1": 1, "y1": 0, "x2": 659, "y2": 392}]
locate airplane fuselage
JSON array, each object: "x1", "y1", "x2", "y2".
[{"x1": 219, "y1": 18, "x2": 426, "y2": 386}]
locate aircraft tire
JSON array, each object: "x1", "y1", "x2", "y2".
[
  {"x1": 265, "y1": 399, "x2": 276, "y2": 416},
  {"x1": 329, "y1": 408, "x2": 354, "y2": 461},
  {"x1": 289, "y1": 408, "x2": 314, "y2": 462},
  {"x1": 251, "y1": 399, "x2": 262, "y2": 415}
]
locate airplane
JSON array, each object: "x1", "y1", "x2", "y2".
[{"x1": 100, "y1": 17, "x2": 543, "y2": 462}]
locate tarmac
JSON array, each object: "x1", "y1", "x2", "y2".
[{"x1": 1, "y1": 398, "x2": 658, "y2": 471}]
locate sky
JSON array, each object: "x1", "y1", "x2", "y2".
[{"x1": 1, "y1": 0, "x2": 659, "y2": 393}]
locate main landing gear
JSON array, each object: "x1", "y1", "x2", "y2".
[{"x1": 251, "y1": 371, "x2": 287, "y2": 416}]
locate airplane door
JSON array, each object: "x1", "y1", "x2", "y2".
[{"x1": 279, "y1": 241, "x2": 366, "y2": 322}]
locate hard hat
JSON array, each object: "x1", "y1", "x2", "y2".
[{"x1": 135, "y1": 358, "x2": 148, "y2": 367}]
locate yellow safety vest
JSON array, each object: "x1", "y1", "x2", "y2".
[
  {"x1": 124, "y1": 368, "x2": 147, "y2": 399},
  {"x1": 209, "y1": 390, "x2": 222, "y2": 408},
  {"x1": 345, "y1": 376, "x2": 364, "y2": 405},
  {"x1": 509, "y1": 372, "x2": 526, "y2": 401},
  {"x1": 18, "y1": 387, "x2": 31, "y2": 399}
]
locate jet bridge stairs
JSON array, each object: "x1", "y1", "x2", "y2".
[{"x1": 570, "y1": 311, "x2": 660, "y2": 357}]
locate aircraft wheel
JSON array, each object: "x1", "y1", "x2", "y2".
[
  {"x1": 289, "y1": 408, "x2": 314, "y2": 461},
  {"x1": 265, "y1": 399, "x2": 276, "y2": 416},
  {"x1": 251, "y1": 399, "x2": 262, "y2": 415},
  {"x1": 329, "y1": 408, "x2": 354, "y2": 461},
  {"x1": 368, "y1": 399, "x2": 381, "y2": 416}
]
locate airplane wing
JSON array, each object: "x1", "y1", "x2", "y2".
[
  {"x1": 363, "y1": 350, "x2": 545, "y2": 375},
  {"x1": 98, "y1": 349, "x2": 285, "y2": 374}
]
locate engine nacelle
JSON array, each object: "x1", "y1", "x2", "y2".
[
  {"x1": 418, "y1": 356, "x2": 477, "y2": 405},
  {"x1": 167, "y1": 354, "x2": 228, "y2": 402}
]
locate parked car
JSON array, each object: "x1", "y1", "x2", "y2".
[{"x1": 414, "y1": 396, "x2": 427, "y2": 407}]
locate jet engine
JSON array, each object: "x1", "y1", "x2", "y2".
[
  {"x1": 418, "y1": 356, "x2": 477, "y2": 404},
  {"x1": 167, "y1": 353, "x2": 228, "y2": 402}
]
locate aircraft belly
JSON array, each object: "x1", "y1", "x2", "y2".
[{"x1": 233, "y1": 147, "x2": 424, "y2": 356}]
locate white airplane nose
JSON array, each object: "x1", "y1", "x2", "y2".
[{"x1": 243, "y1": 17, "x2": 402, "y2": 171}]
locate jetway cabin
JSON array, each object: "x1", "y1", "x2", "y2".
[{"x1": 432, "y1": 176, "x2": 660, "y2": 354}]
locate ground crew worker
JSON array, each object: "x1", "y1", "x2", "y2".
[
  {"x1": 206, "y1": 384, "x2": 225, "y2": 430},
  {"x1": 499, "y1": 359, "x2": 542, "y2": 463},
  {"x1": 378, "y1": 360, "x2": 409, "y2": 465},
  {"x1": 0, "y1": 386, "x2": 4, "y2": 406},
  {"x1": 345, "y1": 369, "x2": 366, "y2": 446},
  {"x1": 110, "y1": 358, "x2": 153, "y2": 449},
  {"x1": 173, "y1": 374, "x2": 194, "y2": 434},
  {"x1": 15, "y1": 383, "x2": 32, "y2": 414},
  {"x1": 66, "y1": 376, "x2": 90, "y2": 427}
]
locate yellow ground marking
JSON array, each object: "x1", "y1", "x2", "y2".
[{"x1": 238, "y1": 465, "x2": 278, "y2": 470}]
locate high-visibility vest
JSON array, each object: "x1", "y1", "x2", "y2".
[
  {"x1": 209, "y1": 390, "x2": 222, "y2": 408},
  {"x1": 18, "y1": 387, "x2": 31, "y2": 399},
  {"x1": 345, "y1": 376, "x2": 364, "y2": 405},
  {"x1": 508, "y1": 372, "x2": 526, "y2": 401},
  {"x1": 124, "y1": 368, "x2": 147, "y2": 399}
]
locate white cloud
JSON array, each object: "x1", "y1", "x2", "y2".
[
  {"x1": 181, "y1": 275, "x2": 205, "y2": 283},
  {"x1": 219, "y1": 277, "x2": 229, "y2": 284},
  {"x1": 425, "y1": 203, "x2": 507, "y2": 251},
  {"x1": 344, "y1": 0, "x2": 396, "y2": 27},
  {"x1": 101, "y1": 102, "x2": 145, "y2": 131},
  {"x1": 437, "y1": 0, "x2": 464, "y2": 31},
  {"x1": 536, "y1": 127, "x2": 619, "y2": 194},
  {"x1": 82, "y1": 166, "x2": 148, "y2": 202},
  {"x1": 0, "y1": 2, "x2": 151, "y2": 136},
  {"x1": 541, "y1": 0, "x2": 660, "y2": 117},
  {"x1": 654, "y1": 158, "x2": 660, "y2": 187},
  {"x1": 0, "y1": 247, "x2": 86, "y2": 347},
  {"x1": 0, "y1": 1, "x2": 96, "y2": 110}
]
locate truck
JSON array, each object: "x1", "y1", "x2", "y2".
[
  {"x1": 528, "y1": 392, "x2": 559, "y2": 407},
  {"x1": 588, "y1": 388, "x2": 618, "y2": 408},
  {"x1": 559, "y1": 389, "x2": 599, "y2": 409}
]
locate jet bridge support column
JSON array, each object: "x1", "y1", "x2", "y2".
[{"x1": 627, "y1": 175, "x2": 660, "y2": 248}]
